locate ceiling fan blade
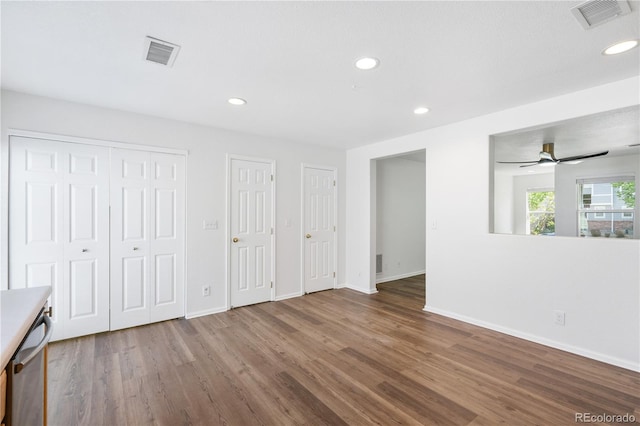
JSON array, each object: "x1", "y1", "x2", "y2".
[
  {"x1": 496, "y1": 160, "x2": 539, "y2": 164},
  {"x1": 519, "y1": 163, "x2": 541, "y2": 168},
  {"x1": 557, "y1": 151, "x2": 608, "y2": 162}
]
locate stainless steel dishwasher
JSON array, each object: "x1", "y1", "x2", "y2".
[{"x1": 6, "y1": 308, "x2": 53, "y2": 426}]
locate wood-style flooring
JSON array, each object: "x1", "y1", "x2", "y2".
[{"x1": 48, "y1": 275, "x2": 640, "y2": 425}]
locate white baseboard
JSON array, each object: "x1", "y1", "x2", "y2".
[
  {"x1": 345, "y1": 283, "x2": 378, "y2": 294},
  {"x1": 275, "y1": 291, "x2": 303, "y2": 301},
  {"x1": 423, "y1": 305, "x2": 640, "y2": 373},
  {"x1": 185, "y1": 306, "x2": 228, "y2": 319},
  {"x1": 376, "y1": 270, "x2": 426, "y2": 284},
  {"x1": 335, "y1": 282, "x2": 347, "y2": 289}
]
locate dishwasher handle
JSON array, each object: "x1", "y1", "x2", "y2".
[{"x1": 14, "y1": 314, "x2": 53, "y2": 374}]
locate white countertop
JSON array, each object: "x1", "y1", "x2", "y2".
[{"x1": 1, "y1": 287, "x2": 51, "y2": 370}]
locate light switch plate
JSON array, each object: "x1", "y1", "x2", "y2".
[{"x1": 203, "y1": 220, "x2": 218, "y2": 230}]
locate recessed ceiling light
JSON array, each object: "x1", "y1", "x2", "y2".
[
  {"x1": 602, "y1": 39, "x2": 638, "y2": 55},
  {"x1": 414, "y1": 107, "x2": 430, "y2": 115},
  {"x1": 355, "y1": 57, "x2": 379, "y2": 70},
  {"x1": 228, "y1": 97, "x2": 247, "y2": 106}
]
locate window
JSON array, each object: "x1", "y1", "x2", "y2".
[
  {"x1": 577, "y1": 176, "x2": 635, "y2": 238},
  {"x1": 527, "y1": 190, "x2": 555, "y2": 235}
]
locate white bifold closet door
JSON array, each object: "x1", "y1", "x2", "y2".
[
  {"x1": 9, "y1": 137, "x2": 110, "y2": 340},
  {"x1": 9, "y1": 138, "x2": 186, "y2": 340},
  {"x1": 110, "y1": 149, "x2": 185, "y2": 331}
]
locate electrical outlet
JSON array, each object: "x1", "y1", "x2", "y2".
[
  {"x1": 554, "y1": 310, "x2": 565, "y2": 326},
  {"x1": 202, "y1": 285, "x2": 210, "y2": 297}
]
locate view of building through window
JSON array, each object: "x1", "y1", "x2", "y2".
[
  {"x1": 577, "y1": 177, "x2": 635, "y2": 238},
  {"x1": 526, "y1": 190, "x2": 555, "y2": 235}
]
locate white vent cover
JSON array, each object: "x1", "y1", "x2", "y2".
[
  {"x1": 571, "y1": 0, "x2": 631, "y2": 30},
  {"x1": 143, "y1": 36, "x2": 180, "y2": 67}
]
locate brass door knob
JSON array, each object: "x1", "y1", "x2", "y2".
[
  {"x1": 232, "y1": 237, "x2": 239, "y2": 243},
  {"x1": 305, "y1": 234, "x2": 312, "y2": 239}
]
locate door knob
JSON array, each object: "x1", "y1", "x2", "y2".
[
  {"x1": 305, "y1": 234, "x2": 312, "y2": 239},
  {"x1": 82, "y1": 248, "x2": 88, "y2": 252},
  {"x1": 133, "y1": 247, "x2": 139, "y2": 251},
  {"x1": 232, "y1": 237, "x2": 239, "y2": 243}
]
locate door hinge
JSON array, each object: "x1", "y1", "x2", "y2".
[
  {"x1": 333, "y1": 180, "x2": 336, "y2": 187},
  {"x1": 271, "y1": 281, "x2": 273, "y2": 288},
  {"x1": 333, "y1": 272, "x2": 336, "y2": 278},
  {"x1": 333, "y1": 226, "x2": 336, "y2": 232},
  {"x1": 271, "y1": 227, "x2": 274, "y2": 235},
  {"x1": 271, "y1": 174, "x2": 274, "y2": 182}
]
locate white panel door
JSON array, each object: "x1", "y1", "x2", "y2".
[
  {"x1": 303, "y1": 166, "x2": 336, "y2": 293},
  {"x1": 9, "y1": 137, "x2": 110, "y2": 340},
  {"x1": 63, "y1": 143, "x2": 110, "y2": 338},
  {"x1": 110, "y1": 149, "x2": 150, "y2": 330},
  {"x1": 110, "y1": 149, "x2": 185, "y2": 330},
  {"x1": 149, "y1": 152, "x2": 185, "y2": 323},
  {"x1": 230, "y1": 158, "x2": 273, "y2": 308}
]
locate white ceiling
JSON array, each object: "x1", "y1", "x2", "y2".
[{"x1": 1, "y1": 1, "x2": 639, "y2": 149}]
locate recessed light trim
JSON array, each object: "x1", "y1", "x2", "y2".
[
  {"x1": 602, "y1": 39, "x2": 638, "y2": 55},
  {"x1": 228, "y1": 97, "x2": 247, "y2": 106},
  {"x1": 355, "y1": 57, "x2": 379, "y2": 70},
  {"x1": 414, "y1": 107, "x2": 430, "y2": 115}
]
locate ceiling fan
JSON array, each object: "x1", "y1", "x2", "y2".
[{"x1": 497, "y1": 142, "x2": 608, "y2": 168}]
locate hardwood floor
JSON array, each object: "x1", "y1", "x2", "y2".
[{"x1": 48, "y1": 275, "x2": 640, "y2": 425}]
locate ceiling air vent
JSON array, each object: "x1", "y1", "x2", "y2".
[
  {"x1": 571, "y1": 0, "x2": 631, "y2": 30},
  {"x1": 143, "y1": 36, "x2": 180, "y2": 67}
]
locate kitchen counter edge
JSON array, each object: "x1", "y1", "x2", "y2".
[{"x1": 1, "y1": 287, "x2": 52, "y2": 370}]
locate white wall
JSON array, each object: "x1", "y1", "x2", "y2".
[
  {"x1": 346, "y1": 76, "x2": 640, "y2": 371},
  {"x1": 375, "y1": 156, "x2": 425, "y2": 282},
  {"x1": 493, "y1": 172, "x2": 514, "y2": 234},
  {"x1": 0, "y1": 90, "x2": 346, "y2": 317}
]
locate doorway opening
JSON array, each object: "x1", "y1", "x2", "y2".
[{"x1": 373, "y1": 150, "x2": 426, "y2": 304}]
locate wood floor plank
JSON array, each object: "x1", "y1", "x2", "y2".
[
  {"x1": 408, "y1": 353, "x2": 581, "y2": 425},
  {"x1": 90, "y1": 353, "x2": 126, "y2": 425},
  {"x1": 47, "y1": 276, "x2": 640, "y2": 426},
  {"x1": 305, "y1": 357, "x2": 425, "y2": 426},
  {"x1": 275, "y1": 371, "x2": 348, "y2": 426}
]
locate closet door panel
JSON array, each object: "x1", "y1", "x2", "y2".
[
  {"x1": 110, "y1": 149, "x2": 151, "y2": 331},
  {"x1": 63, "y1": 143, "x2": 110, "y2": 338},
  {"x1": 149, "y1": 153, "x2": 185, "y2": 322},
  {"x1": 10, "y1": 138, "x2": 65, "y2": 333},
  {"x1": 9, "y1": 137, "x2": 109, "y2": 340}
]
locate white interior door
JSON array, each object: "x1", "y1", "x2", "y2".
[
  {"x1": 303, "y1": 165, "x2": 336, "y2": 293},
  {"x1": 229, "y1": 157, "x2": 273, "y2": 308},
  {"x1": 9, "y1": 137, "x2": 110, "y2": 340},
  {"x1": 110, "y1": 149, "x2": 185, "y2": 330}
]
